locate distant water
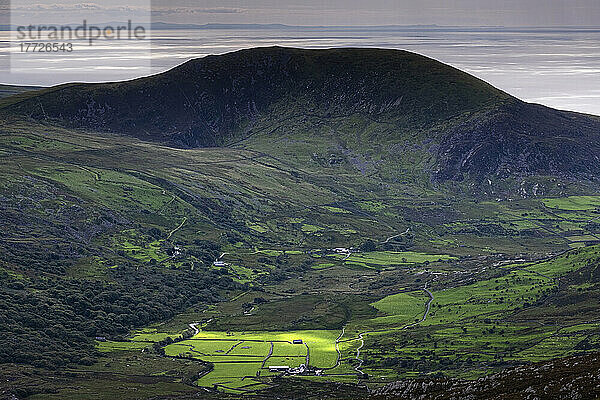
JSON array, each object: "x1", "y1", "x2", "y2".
[{"x1": 1, "y1": 27, "x2": 600, "y2": 115}]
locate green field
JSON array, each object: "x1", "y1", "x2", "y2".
[
  {"x1": 326, "y1": 251, "x2": 456, "y2": 271},
  {"x1": 370, "y1": 291, "x2": 429, "y2": 325},
  {"x1": 163, "y1": 330, "x2": 339, "y2": 393}
]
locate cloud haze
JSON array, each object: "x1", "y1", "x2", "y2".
[
  {"x1": 147, "y1": 0, "x2": 600, "y2": 26},
  {"x1": 6, "y1": 1, "x2": 600, "y2": 26}
]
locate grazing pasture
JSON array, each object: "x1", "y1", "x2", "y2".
[{"x1": 163, "y1": 330, "x2": 340, "y2": 393}]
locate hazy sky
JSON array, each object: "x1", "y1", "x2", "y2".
[{"x1": 7, "y1": 0, "x2": 600, "y2": 26}]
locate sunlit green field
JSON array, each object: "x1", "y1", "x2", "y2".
[{"x1": 163, "y1": 330, "x2": 340, "y2": 393}]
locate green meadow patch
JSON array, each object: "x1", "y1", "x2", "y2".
[
  {"x1": 113, "y1": 229, "x2": 169, "y2": 264},
  {"x1": 356, "y1": 201, "x2": 386, "y2": 212},
  {"x1": 322, "y1": 206, "x2": 351, "y2": 214},
  {"x1": 342, "y1": 251, "x2": 455, "y2": 270},
  {"x1": 301, "y1": 224, "x2": 324, "y2": 233},
  {"x1": 247, "y1": 222, "x2": 269, "y2": 233},
  {"x1": 312, "y1": 263, "x2": 335, "y2": 270},
  {"x1": 371, "y1": 291, "x2": 428, "y2": 324},
  {"x1": 34, "y1": 165, "x2": 178, "y2": 213},
  {"x1": 96, "y1": 340, "x2": 151, "y2": 352},
  {"x1": 527, "y1": 245, "x2": 600, "y2": 278},
  {"x1": 543, "y1": 196, "x2": 600, "y2": 211}
]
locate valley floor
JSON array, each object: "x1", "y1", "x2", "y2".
[{"x1": 81, "y1": 244, "x2": 600, "y2": 397}]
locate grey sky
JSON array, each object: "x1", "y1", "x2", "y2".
[{"x1": 8, "y1": 0, "x2": 600, "y2": 26}]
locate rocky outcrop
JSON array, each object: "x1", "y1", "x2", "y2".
[{"x1": 372, "y1": 353, "x2": 600, "y2": 400}]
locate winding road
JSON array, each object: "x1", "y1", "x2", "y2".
[
  {"x1": 261, "y1": 342, "x2": 274, "y2": 368},
  {"x1": 381, "y1": 228, "x2": 410, "y2": 244},
  {"x1": 167, "y1": 217, "x2": 187, "y2": 240},
  {"x1": 188, "y1": 322, "x2": 200, "y2": 336},
  {"x1": 405, "y1": 281, "x2": 434, "y2": 328},
  {"x1": 354, "y1": 333, "x2": 368, "y2": 375},
  {"x1": 333, "y1": 326, "x2": 345, "y2": 368},
  {"x1": 305, "y1": 343, "x2": 310, "y2": 366}
]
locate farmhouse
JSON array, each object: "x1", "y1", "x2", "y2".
[
  {"x1": 333, "y1": 247, "x2": 350, "y2": 254},
  {"x1": 173, "y1": 245, "x2": 182, "y2": 257},
  {"x1": 268, "y1": 366, "x2": 290, "y2": 372},
  {"x1": 292, "y1": 339, "x2": 303, "y2": 344},
  {"x1": 288, "y1": 364, "x2": 306, "y2": 374},
  {"x1": 213, "y1": 261, "x2": 227, "y2": 267}
]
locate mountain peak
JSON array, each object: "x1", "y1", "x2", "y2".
[
  {"x1": 3, "y1": 47, "x2": 599, "y2": 183},
  {"x1": 4, "y1": 47, "x2": 508, "y2": 145}
]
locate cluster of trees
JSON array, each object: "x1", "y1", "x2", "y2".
[
  {"x1": 0, "y1": 260, "x2": 242, "y2": 370},
  {"x1": 366, "y1": 354, "x2": 491, "y2": 373},
  {"x1": 262, "y1": 255, "x2": 312, "y2": 283},
  {"x1": 0, "y1": 240, "x2": 86, "y2": 275}
]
